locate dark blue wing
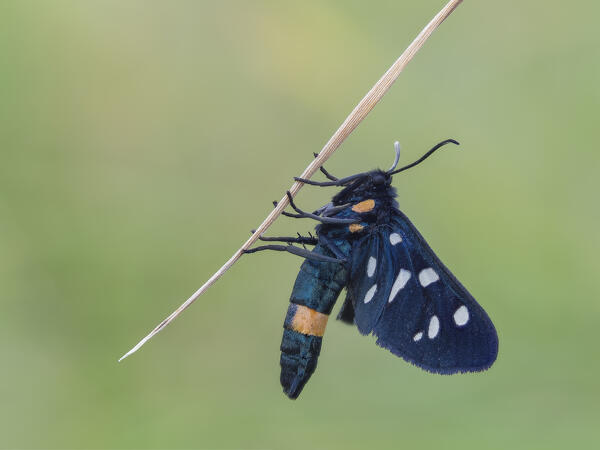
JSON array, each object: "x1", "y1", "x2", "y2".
[
  {"x1": 348, "y1": 210, "x2": 498, "y2": 374},
  {"x1": 345, "y1": 229, "x2": 398, "y2": 335}
]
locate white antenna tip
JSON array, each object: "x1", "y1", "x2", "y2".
[{"x1": 388, "y1": 141, "x2": 402, "y2": 172}]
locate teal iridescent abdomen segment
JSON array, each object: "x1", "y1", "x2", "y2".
[
  {"x1": 289, "y1": 241, "x2": 351, "y2": 313},
  {"x1": 280, "y1": 241, "x2": 351, "y2": 399},
  {"x1": 280, "y1": 330, "x2": 322, "y2": 399}
]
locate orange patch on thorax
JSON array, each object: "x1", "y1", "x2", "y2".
[
  {"x1": 349, "y1": 223, "x2": 364, "y2": 233},
  {"x1": 352, "y1": 199, "x2": 375, "y2": 213}
]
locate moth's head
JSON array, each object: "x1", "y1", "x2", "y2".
[
  {"x1": 331, "y1": 142, "x2": 399, "y2": 204},
  {"x1": 330, "y1": 139, "x2": 459, "y2": 205},
  {"x1": 332, "y1": 169, "x2": 393, "y2": 204}
]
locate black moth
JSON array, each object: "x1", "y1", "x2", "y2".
[{"x1": 245, "y1": 139, "x2": 498, "y2": 399}]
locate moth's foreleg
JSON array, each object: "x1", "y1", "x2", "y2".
[
  {"x1": 293, "y1": 177, "x2": 339, "y2": 187},
  {"x1": 313, "y1": 152, "x2": 338, "y2": 181},
  {"x1": 284, "y1": 191, "x2": 355, "y2": 224},
  {"x1": 243, "y1": 244, "x2": 345, "y2": 264}
]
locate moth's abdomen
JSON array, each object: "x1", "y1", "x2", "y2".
[
  {"x1": 280, "y1": 242, "x2": 349, "y2": 399},
  {"x1": 280, "y1": 306, "x2": 326, "y2": 399}
]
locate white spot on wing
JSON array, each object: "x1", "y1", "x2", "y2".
[
  {"x1": 389, "y1": 233, "x2": 402, "y2": 245},
  {"x1": 363, "y1": 284, "x2": 377, "y2": 304},
  {"x1": 428, "y1": 315, "x2": 440, "y2": 339},
  {"x1": 453, "y1": 305, "x2": 469, "y2": 326},
  {"x1": 419, "y1": 268, "x2": 439, "y2": 287},
  {"x1": 388, "y1": 269, "x2": 411, "y2": 303},
  {"x1": 413, "y1": 331, "x2": 423, "y2": 342},
  {"x1": 367, "y1": 257, "x2": 376, "y2": 278}
]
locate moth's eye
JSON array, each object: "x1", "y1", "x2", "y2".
[{"x1": 372, "y1": 174, "x2": 385, "y2": 185}]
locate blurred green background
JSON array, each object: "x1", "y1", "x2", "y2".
[{"x1": 1, "y1": 0, "x2": 599, "y2": 448}]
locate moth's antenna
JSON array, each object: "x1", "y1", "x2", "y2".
[
  {"x1": 118, "y1": 0, "x2": 465, "y2": 362},
  {"x1": 388, "y1": 141, "x2": 401, "y2": 172},
  {"x1": 388, "y1": 139, "x2": 459, "y2": 175}
]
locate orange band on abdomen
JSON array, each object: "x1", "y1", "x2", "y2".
[{"x1": 290, "y1": 305, "x2": 329, "y2": 337}]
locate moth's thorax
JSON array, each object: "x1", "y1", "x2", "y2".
[{"x1": 316, "y1": 170, "x2": 399, "y2": 238}]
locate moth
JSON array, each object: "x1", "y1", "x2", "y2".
[{"x1": 245, "y1": 139, "x2": 498, "y2": 399}]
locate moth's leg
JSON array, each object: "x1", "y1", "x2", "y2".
[
  {"x1": 252, "y1": 231, "x2": 318, "y2": 246},
  {"x1": 318, "y1": 203, "x2": 352, "y2": 217},
  {"x1": 282, "y1": 211, "x2": 304, "y2": 219},
  {"x1": 293, "y1": 177, "x2": 339, "y2": 187},
  {"x1": 313, "y1": 152, "x2": 338, "y2": 181},
  {"x1": 284, "y1": 192, "x2": 355, "y2": 224},
  {"x1": 272, "y1": 200, "x2": 316, "y2": 221},
  {"x1": 318, "y1": 233, "x2": 347, "y2": 262},
  {"x1": 258, "y1": 236, "x2": 317, "y2": 245},
  {"x1": 295, "y1": 170, "x2": 367, "y2": 187},
  {"x1": 243, "y1": 245, "x2": 345, "y2": 264},
  {"x1": 273, "y1": 198, "x2": 352, "y2": 223}
]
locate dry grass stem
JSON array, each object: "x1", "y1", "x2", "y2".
[{"x1": 119, "y1": 0, "x2": 463, "y2": 362}]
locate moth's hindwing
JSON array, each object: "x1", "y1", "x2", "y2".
[{"x1": 346, "y1": 210, "x2": 498, "y2": 374}]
